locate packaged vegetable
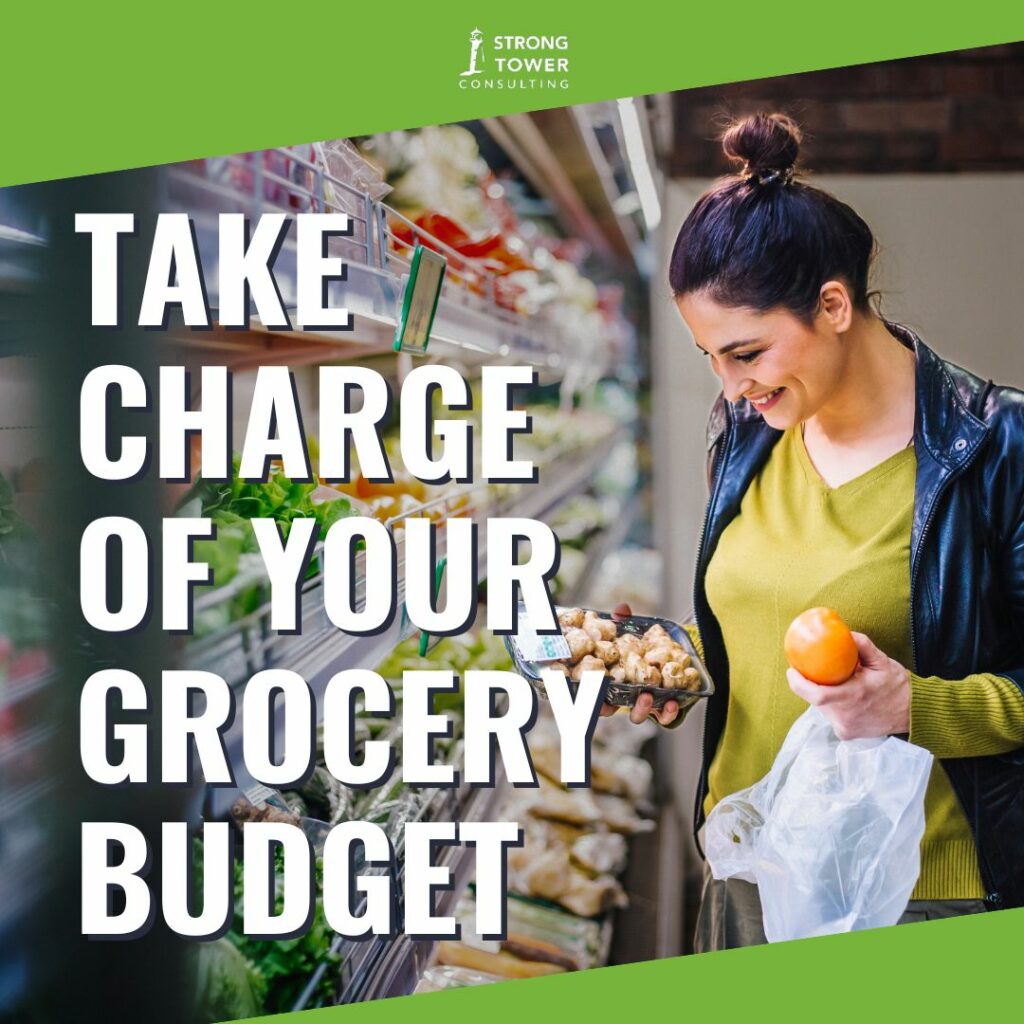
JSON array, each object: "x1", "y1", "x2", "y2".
[
  {"x1": 415, "y1": 965, "x2": 505, "y2": 993},
  {"x1": 436, "y1": 941, "x2": 565, "y2": 979},
  {"x1": 190, "y1": 937, "x2": 266, "y2": 1022}
]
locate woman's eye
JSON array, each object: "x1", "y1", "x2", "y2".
[{"x1": 734, "y1": 351, "x2": 761, "y2": 363}]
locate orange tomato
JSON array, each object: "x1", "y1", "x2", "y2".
[
  {"x1": 367, "y1": 494, "x2": 403, "y2": 523},
  {"x1": 784, "y1": 607, "x2": 859, "y2": 685},
  {"x1": 321, "y1": 478, "x2": 362, "y2": 497},
  {"x1": 355, "y1": 474, "x2": 427, "y2": 502}
]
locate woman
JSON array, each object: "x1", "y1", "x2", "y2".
[{"x1": 603, "y1": 112, "x2": 1024, "y2": 950}]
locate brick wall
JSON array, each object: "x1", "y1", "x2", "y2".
[{"x1": 667, "y1": 42, "x2": 1024, "y2": 175}]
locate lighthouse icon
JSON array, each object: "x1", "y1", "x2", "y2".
[{"x1": 461, "y1": 28, "x2": 484, "y2": 76}]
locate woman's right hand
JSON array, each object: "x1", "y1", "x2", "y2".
[{"x1": 598, "y1": 603, "x2": 682, "y2": 726}]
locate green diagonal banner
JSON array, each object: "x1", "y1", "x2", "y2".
[
  {"x1": 252, "y1": 906, "x2": 1024, "y2": 1022},
  {"x1": 1, "y1": 1, "x2": 1022, "y2": 186}
]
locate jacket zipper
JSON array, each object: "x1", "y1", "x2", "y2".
[
  {"x1": 909, "y1": 440, "x2": 1000, "y2": 906},
  {"x1": 909, "y1": 444, "x2": 983, "y2": 668},
  {"x1": 908, "y1": 381, "x2": 992, "y2": 674},
  {"x1": 691, "y1": 412, "x2": 733, "y2": 850}
]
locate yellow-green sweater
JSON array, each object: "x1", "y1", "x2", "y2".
[{"x1": 690, "y1": 426, "x2": 1024, "y2": 900}]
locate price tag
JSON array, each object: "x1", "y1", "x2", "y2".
[
  {"x1": 243, "y1": 782, "x2": 278, "y2": 809},
  {"x1": 419, "y1": 556, "x2": 447, "y2": 656},
  {"x1": 513, "y1": 613, "x2": 571, "y2": 663},
  {"x1": 393, "y1": 244, "x2": 446, "y2": 354}
]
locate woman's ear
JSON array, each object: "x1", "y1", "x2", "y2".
[{"x1": 819, "y1": 280, "x2": 854, "y2": 333}]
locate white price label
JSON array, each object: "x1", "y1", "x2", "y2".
[
  {"x1": 243, "y1": 783, "x2": 277, "y2": 809},
  {"x1": 513, "y1": 614, "x2": 571, "y2": 663}
]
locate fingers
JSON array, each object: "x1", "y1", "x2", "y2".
[
  {"x1": 654, "y1": 698, "x2": 680, "y2": 726},
  {"x1": 787, "y1": 667, "x2": 838, "y2": 706},
  {"x1": 630, "y1": 691, "x2": 654, "y2": 724},
  {"x1": 601, "y1": 694, "x2": 680, "y2": 725},
  {"x1": 850, "y1": 631, "x2": 882, "y2": 668},
  {"x1": 611, "y1": 602, "x2": 633, "y2": 622}
]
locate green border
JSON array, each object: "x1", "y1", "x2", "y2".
[
  {"x1": 1, "y1": 2, "x2": 1022, "y2": 186},
  {"x1": 241, "y1": 905, "x2": 1024, "y2": 1022}
]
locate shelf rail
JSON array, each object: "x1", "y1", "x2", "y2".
[
  {"x1": 183, "y1": 423, "x2": 621, "y2": 694},
  {"x1": 165, "y1": 149, "x2": 564, "y2": 364}
]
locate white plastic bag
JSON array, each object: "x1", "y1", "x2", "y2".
[{"x1": 705, "y1": 706, "x2": 933, "y2": 942}]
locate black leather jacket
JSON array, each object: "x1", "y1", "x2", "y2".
[{"x1": 692, "y1": 322, "x2": 1024, "y2": 909}]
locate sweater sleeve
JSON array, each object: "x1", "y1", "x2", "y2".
[
  {"x1": 908, "y1": 671, "x2": 1024, "y2": 757},
  {"x1": 651, "y1": 622, "x2": 704, "y2": 731}
]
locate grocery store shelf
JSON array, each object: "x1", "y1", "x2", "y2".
[
  {"x1": 287, "y1": 763, "x2": 508, "y2": 1010},
  {"x1": 503, "y1": 432, "x2": 619, "y2": 524},
  {"x1": 0, "y1": 153, "x2": 605, "y2": 379},
  {"x1": 353, "y1": 772, "x2": 508, "y2": 1004},
  {"x1": 163, "y1": 157, "x2": 569, "y2": 376},
  {"x1": 481, "y1": 113, "x2": 637, "y2": 270},
  {"x1": 200, "y1": 427, "x2": 623, "y2": 807},
  {"x1": 564, "y1": 492, "x2": 639, "y2": 605}
]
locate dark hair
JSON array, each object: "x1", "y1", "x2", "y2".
[{"x1": 669, "y1": 112, "x2": 877, "y2": 319}]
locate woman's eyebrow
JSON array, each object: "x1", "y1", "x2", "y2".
[
  {"x1": 695, "y1": 338, "x2": 761, "y2": 356},
  {"x1": 718, "y1": 338, "x2": 760, "y2": 355}
]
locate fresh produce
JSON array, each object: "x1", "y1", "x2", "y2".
[
  {"x1": 177, "y1": 456, "x2": 359, "y2": 635},
  {"x1": 425, "y1": 892, "x2": 594, "y2": 991},
  {"x1": 548, "y1": 494, "x2": 609, "y2": 548},
  {"x1": 414, "y1": 965, "x2": 505, "y2": 993},
  {"x1": 354, "y1": 470, "x2": 427, "y2": 503},
  {"x1": 507, "y1": 842, "x2": 627, "y2": 918},
  {"x1": 549, "y1": 608, "x2": 702, "y2": 689},
  {"x1": 570, "y1": 833, "x2": 628, "y2": 877},
  {"x1": 504, "y1": 893, "x2": 602, "y2": 956},
  {"x1": 375, "y1": 628, "x2": 512, "y2": 683},
  {"x1": 186, "y1": 838, "x2": 340, "y2": 1020},
  {"x1": 190, "y1": 937, "x2": 266, "y2": 1022},
  {"x1": 436, "y1": 941, "x2": 566, "y2": 979},
  {"x1": 225, "y1": 852, "x2": 341, "y2": 1015},
  {"x1": 181, "y1": 456, "x2": 358, "y2": 560},
  {"x1": 528, "y1": 730, "x2": 652, "y2": 804},
  {"x1": 230, "y1": 796, "x2": 299, "y2": 828},
  {"x1": 784, "y1": 607, "x2": 858, "y2": 685},
  {"x1": 294, "y1": 766, "x2": 354, "y2": 826}
]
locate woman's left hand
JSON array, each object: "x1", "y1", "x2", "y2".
[{"x1": 787, "y1": 632, "x2": 911, "y2": 740}]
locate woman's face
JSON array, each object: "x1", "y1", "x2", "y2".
[{"x1": 675, "y1": 290, "x2": 848, "y2": 429}]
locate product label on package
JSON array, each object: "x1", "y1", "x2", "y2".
[
  {"x1": 244, "y1": 782, "x2": 278, "y2": 808},
  {"x1": 514, "y1": 614, "x2": 571, "y2": 663}
]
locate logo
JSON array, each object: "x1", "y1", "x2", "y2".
[
  {"x1": 460, "y1": 27, "x2": 484, "y2": 76},
  {"x1": 457, "y1": 30, "x2": 570, "y2": 91}
]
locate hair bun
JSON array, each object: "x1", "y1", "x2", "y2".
[{"x1": 722, "y1": 112, "x2": 802, "y2": 177}]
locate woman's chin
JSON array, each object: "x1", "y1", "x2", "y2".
[{"x1": 757, "y1": 403, "x2": 799, "y2": 430}]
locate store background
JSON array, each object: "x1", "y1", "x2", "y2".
[{"x1": 1, "y1": 40, "x2": 1022, "y2": 1022}]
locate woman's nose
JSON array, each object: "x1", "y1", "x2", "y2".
[{"x1": 720, "y1": 366, "x2": 754, "y2": 404}]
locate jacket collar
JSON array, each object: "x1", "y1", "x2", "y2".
[
  {"x1": 888, "y1": 321, "x2": 989, "y2": 471},
  {"x1": 717, "y1": 320, "x2": 989, "y2": 471}
]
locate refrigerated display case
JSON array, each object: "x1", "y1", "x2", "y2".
[{"x1": 0, "y1": 109, "x2": 680, "y2": 1018}]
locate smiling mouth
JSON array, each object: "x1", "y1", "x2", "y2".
[{"x1": 747, "y1": 388, "x2": 784, "y2": 408}]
